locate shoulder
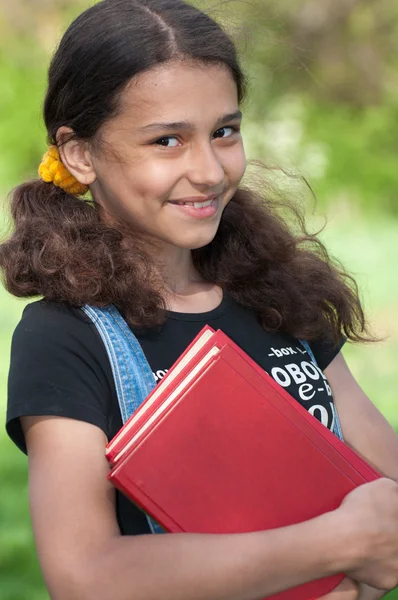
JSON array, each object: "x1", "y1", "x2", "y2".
[
  {"x1": 7, "y1": 300, "x2": 116, "y2": 453},
  {"x1": 13, "y1": 299, "x2": 106, "y2": 360},
  {"x1": 11, "y1": 299, "x2": 113, "y2": 385},
  {"x1": 16, "y1": 299, "x2": 94, "y2": 335}
]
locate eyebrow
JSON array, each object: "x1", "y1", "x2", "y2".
[{"x1": 138, "y1": 110, "x2": 243, "y2": 133}]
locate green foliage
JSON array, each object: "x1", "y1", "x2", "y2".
[
  {"x1": 222, "y1": 0, "x2": 398, "y2": 215},
  {"x1": 242, "y1": 93, "x2": 398, "y2": 215},
  {"x1": 0, "y1": 0, "x2": 89, "y2": 196},
  {"x1": 302, "y1": 98, "x2": 398, "y2": 213},
  {"x1": 0, "y1": 48, "x2": 47, "y2": 192}
]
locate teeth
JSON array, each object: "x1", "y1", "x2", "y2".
[
  {"x1": 170, "y1": 198, "x2": 216, "y2": 207},
  {"x1": 193, "y1": 199, "x2": 213, "y2": 208}
]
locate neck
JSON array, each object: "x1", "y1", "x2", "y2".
[
  {"x1": 155, "y1": 246, "x2": 203, "y2": 295},
  {"x1": 151, "y1": 244, "x2": 222, "y2": 313}
]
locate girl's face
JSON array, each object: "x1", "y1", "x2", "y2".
[{"x1": 89, "y1": 61, "x2": 246, "y2": 251}]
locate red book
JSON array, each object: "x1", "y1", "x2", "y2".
[
  {"x1": 106, "y1": 325, "x2": 216, "y2": 464},
  {"x1": 107, "y1": 328, "x2": 380, "y2": 600}
]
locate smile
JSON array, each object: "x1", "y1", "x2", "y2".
[
  {"x1": 168, "y1": 199, "x2": 214, "y2": 208},
  {"x1": 167, "y1": 197, "x2": 219, "y2": 219}
]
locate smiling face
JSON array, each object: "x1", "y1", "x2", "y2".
[{"x1": 88, "y1": 61, "x2": 246, "y2": 251}]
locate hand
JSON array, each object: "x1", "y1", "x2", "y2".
[
  {"x1": 319, "y1": 577, "x2": 359, "y2": 600},
  {"x1": 336, "y1": 478, "x2": 398, "y2": 590},
  {"x1": 357, "y1": 583, "x2": 388, "y2": 600}
]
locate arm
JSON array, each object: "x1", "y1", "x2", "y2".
[
  {"x1": 325, "y1": 352, "x2": 398, "y2": 483},
  {"x1": 22, "y1": 415, "x2": 398, "y2": 600},
  {"x1": 325, "y1": 352, "x2": 398, "y2": 600},
  {"x1": 22, "y1": 415, "x2": 347, "y2": 600}
]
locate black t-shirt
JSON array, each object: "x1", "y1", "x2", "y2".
[{"x1": 6, "y1": 294, "x2": 344, "y2": 535}]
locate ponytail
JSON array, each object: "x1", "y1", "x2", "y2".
[
  {"x1": 0, "y1": 180, "x2": 97, "y2": 299},
  {"x1": 0, "y1": 179, "x2": 164, "y2": 319}
]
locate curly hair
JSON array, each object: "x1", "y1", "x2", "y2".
[{"x1": 0, "y1": 0, "x2": 371, "y2": 344}]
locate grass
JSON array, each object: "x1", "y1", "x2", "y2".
[{"x1": 0, "y1": 213, "x2": 397, "y2": 599}]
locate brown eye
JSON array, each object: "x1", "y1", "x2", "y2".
[
  {"x1": 213, "y1": 126, "x2": 239, "y2": 139},
  {"x1": 154, "y1": 136, "x2": 179, "y2": 147}
]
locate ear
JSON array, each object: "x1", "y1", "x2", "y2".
[{"x1": 56, "y1": 126, "x2": 97, "y2": 186}]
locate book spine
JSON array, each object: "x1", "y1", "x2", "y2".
[{"x1": 106, "y1": 325, "x2": 216, "y2": 460}]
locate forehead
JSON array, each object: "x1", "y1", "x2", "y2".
[{"x1": 116, "y1": 61, "x2": 239, "y2": 127}]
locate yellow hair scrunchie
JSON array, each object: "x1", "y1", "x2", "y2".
[{"x1": 38, "y1": 145, "x2": 89, "y2": 196}]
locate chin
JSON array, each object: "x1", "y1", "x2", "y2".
[{"x1": 173, "y1": 229, "x2": 219, "y2": 251}]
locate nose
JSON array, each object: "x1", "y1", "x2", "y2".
[{"x1": 186, "y1": 143, "x2": 225, "y2": 188}]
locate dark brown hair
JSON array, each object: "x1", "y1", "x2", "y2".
[{"x1": 0, "y1": 0, "x2": 371, "y2": 344}]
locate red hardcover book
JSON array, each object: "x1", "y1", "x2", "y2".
[
  {"x1": 107, "y1": 329, "x2": 380, "y2": 600},
  {"x1": 108, "y1": 329, "x2": 241, "y2": 465},
  {"x1": 106, "y1": 325, "x2": 216, "y2": 464}
]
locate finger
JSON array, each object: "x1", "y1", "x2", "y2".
[{"x1": 318, "y1": 577, "x2": 360, "y2": 600}]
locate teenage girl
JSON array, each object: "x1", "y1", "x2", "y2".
[{"x1": 2, "y1": 1, "x2": 398, "y2": 599}]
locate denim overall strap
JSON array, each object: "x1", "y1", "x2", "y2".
[
  {"x1": 300, "y1": 340, "x2": 344, "y2": 441},
  {"x1": 82, "y1": 304, "x2": 164, "y2": 534}
]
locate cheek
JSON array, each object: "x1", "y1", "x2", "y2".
[
  {"x1": 228, "y1": 144, "x2": 246, "y2": 185},
  {"x1": 134, "y1": 160, "x2": 179, "y2": 198}
]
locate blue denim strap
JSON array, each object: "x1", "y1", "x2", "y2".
[
  {"x1": 300, "y1": 339, "x2": 344, "y2": 441},
  {"x1": 82, "y1": 304, "x2": 164, "y2": 534}
]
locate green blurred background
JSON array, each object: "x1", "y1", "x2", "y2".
[{"x1": 0, "y1": 0, "x2": 397, "y2": 598}]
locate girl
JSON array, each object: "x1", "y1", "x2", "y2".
[{"x1": 2, "y1": 1, "x2": 398, "y2": 599}]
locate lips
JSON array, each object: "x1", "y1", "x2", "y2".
[{"x1": 167, "y1": 197, "x2": 219, "y2": 219}]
